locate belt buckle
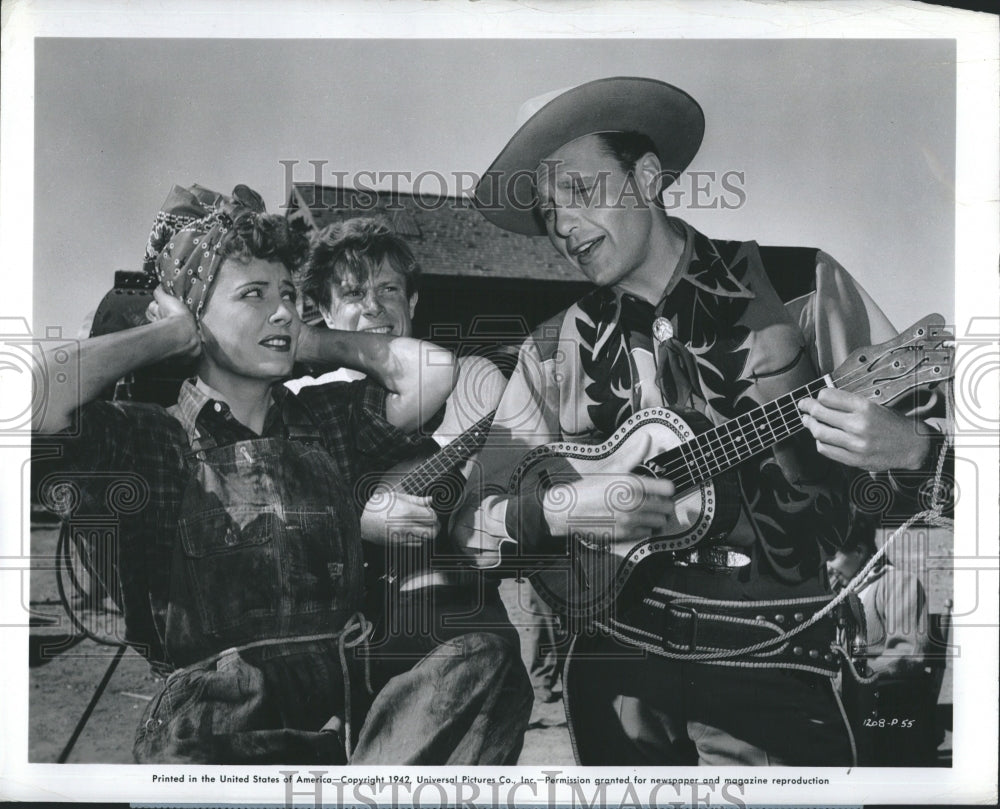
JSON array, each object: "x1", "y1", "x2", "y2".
[{"x1": 662, "y1": 601, "x2": 699, "y2": 653}]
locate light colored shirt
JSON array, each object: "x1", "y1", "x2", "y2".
[
  {"x1": 856, "y1": 563, "x2": 930, "y2": 679},
  {"x1": 288, "y1": 354, "x2": 506, "y2": 450}
]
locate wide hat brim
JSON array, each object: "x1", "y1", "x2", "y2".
[{"x1": 474, "y1": 77, "x2": 704, "y2": 236}]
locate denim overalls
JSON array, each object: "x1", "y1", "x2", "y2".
[{"x1": 134, "y1": 407, "x2": 369, "y2": 764}]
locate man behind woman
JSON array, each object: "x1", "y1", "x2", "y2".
[{"x1": 33, "y1": 185, "x2": 530, "y2": 764}]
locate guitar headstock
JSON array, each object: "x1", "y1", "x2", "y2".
[{"x1": 833, "y1": 314, "x2": 953, "y2": 406}]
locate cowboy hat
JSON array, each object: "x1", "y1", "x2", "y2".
[{"x1": 474, "y1": 76, "x2": 704, "y2": 236}]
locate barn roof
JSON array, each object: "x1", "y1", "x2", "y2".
[{"x1": 284, "y1": 184, "x2": 578, "y2": 282}]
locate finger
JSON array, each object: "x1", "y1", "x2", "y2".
[
  {"x1": 614, "y1": 431, "x2": 654, "y2": 473},
  {"x1": 405, "y1": 528, "x2": 436, "y2": 545},
  {"x1": 145, "y1": 302, "x2": 160, "y2": 323},
  {"x1": 399, "y1": 503, "x2": 440, "y2": 523},
  {"x1": 402, "y1": 513, "x2": 440, "y2": 529},
  {"x1": 601, "y1": 478, "x2": 674, "y2": 516},
  {"x1": 642, "y1": 478, "x2": 676, "y2": 498},
  {"x1": 800, "y1": 416, "x2": 863, "y2": 453},
  {"x1": 629, "y1": 493, "x2": 675, "y2": 518},
  {"x1": 815, "y1": 386, "x2": 867, "y2": 412},
  {"x1": 798, "y1": 402, "x2": 858, "y2": 432},
  {"x1": 624, "y1": 510, "x2": 674, "y2": 538},
  {"x1": 396, "y1": 492, "x2": 434, "y2": 507}
]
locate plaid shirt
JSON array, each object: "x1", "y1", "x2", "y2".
[{"x1": 37, "y1": 378, "x2": 427, "y2": 666}]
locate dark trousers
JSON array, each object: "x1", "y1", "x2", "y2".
[
  {"x1": 523, "y1": 580, "x2": 568, "y2": 694},
  {"x1": 565, "y1": 631, "x2": 854, "y2": 766},
  {"x1": 354, "y1": 581, "x2": 532, "y2": 765}
]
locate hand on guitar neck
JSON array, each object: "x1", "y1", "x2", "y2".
[
  {"x1": 797, "y1": 387, "x2": 932, "y2": 473},
  {"x1": 540, "y1": 431, "x2": 677, "y2": 542}
]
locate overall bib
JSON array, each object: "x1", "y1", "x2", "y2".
[{"x1": 134, "y1": 413, "x2": 369, "y2": 764}]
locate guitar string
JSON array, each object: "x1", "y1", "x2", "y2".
[
  {"x1": 524, "y1": 327, "x2": 945, "y2": 492},
  {"x1": 402, "y1": 437, "x2": 487, "y2": 493},
  {"x1": 681, "y1": 336, "x2": 944, "y2": 468},
  {"x1": 404, "y1": 433, "x2": 484, "y2": 485},
  {"x1": 646, "y1": 375, "x2": 855, "y2": 480},
  {"x1": 663, "y1": 378, "x2": 829, "y2": 485},
  {"x1": 669, "y1": 379, "x2": 824, "y2": 480},
  {"x1": 399, "y1": 411, "x2": 497, "y2": 494},
  {"x1": 648, "y1": 378, "x2": 913, "y2": 488},
  {"x1": 635, "y1": 361, "x2": 942, "y2": 489}
]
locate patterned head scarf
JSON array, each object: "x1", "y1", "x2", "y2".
[{"x1": 143, "y1": 184, "x2": 267, "y2": 320}]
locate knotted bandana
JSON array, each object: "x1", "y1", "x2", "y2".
[{"x1": 143, "y1": 184, "x2": 266, "y2": 320}]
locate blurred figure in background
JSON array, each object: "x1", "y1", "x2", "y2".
[{"x1": 828, "y1": 530, "x2": 936, "y2": 766}]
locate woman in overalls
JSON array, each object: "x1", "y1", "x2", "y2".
[{"x1": 34, "y1": 185, "x2": 525, "y2": 764}]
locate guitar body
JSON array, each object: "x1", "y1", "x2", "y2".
[
  {"x1": 513, "y1": 407, "x2": 741, "y2": 618},
  {"x1": 512, "y1": 314, "x2": 953, "y2": 619}
]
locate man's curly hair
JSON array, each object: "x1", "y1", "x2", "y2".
[{"x1": 299, "y1": 216, "x2": 420, "y2": 312}]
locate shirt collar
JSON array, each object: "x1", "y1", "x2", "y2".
[
  {"x1": 669, "y1": 217, "x2": 755, "y2": 301},
  {"x1": 171, "y1": 377, "x2": 291, "y2": 442},
  {"x1": 171, "y1": 378, "x2": 213, "y2": 439}
]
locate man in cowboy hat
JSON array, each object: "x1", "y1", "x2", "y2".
[{"x1": 453, "y1": 76, "x2": 945, "y2": 765}]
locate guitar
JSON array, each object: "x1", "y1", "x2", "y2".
[
  {"x1": 360, "y1": 408, "x2": 497, "y2": 594},
  {"x1": 511, "y1": 315, "x2": 953, "y2": 618}
]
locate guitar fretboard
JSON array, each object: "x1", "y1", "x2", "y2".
[
  {"x1": 641, "y1": 376, "x2": 832, "y2": 492},
  {"x1": 399, "y1": 409, "x2": 497, "y2": 497}
]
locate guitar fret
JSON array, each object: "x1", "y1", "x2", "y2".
[
  {"x1": 721, "y1": 419, "x2": 744, "y2": 463},
  {"x1": 678, "y1": 441, "x2": 704, "y2": 485},
  {"x1": 739, "y1": 411, "x2": 765, "y2": 458},
  {"x1": 730, "y1": 416, "x2": 748, "y2": 459},
  {"x1": 693, "y1": 433, "x2": 712, "y2": 477},
  {"x1": 696, "y1": 433, "x2": 717, "y2": 479},
  {"x1": 742, "y1": 411, "x2": 766, "y2": 456},
  {"x1": 397, "y1": 410, "x2": 496, "y2": 497},
  {"x1": 676, "y1": 449, "x2": 698, "y2": 490},
  {"x1": 701, "y1": 426, "x2": 727, "y2": 473},
  {"x1": 756, "y1": 409, "x2": 774, "y2": 448},
  {"x1": 762, "y1": 399, "x2": 782, "y2": 445},
  {"x1": 774, "y1": 393, "x2": 794, "y2": 441}
]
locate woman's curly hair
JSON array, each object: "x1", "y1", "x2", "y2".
[{"x1": 217, "y1": 209, "x2": 310, "y2": 273}]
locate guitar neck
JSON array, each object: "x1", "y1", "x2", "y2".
[
  {"x1": 398, "y1": 409, "x2": 497, "y2": 497},
  {"x1": 643, "y1": 376, "x2": 832, "y2": 492}
]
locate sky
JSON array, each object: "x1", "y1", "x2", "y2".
[{"x1": 32, "y1": 37, "x2": 957, "y2": 335}]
